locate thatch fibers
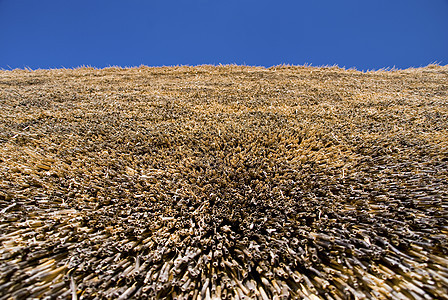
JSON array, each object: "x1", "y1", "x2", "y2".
[{"x1": 0, "y1": 65, "x2": 447, "y2": 299}]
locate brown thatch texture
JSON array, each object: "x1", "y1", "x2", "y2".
[{"x1": 0, "y1": 65, "x2": 447, "y2": 299}]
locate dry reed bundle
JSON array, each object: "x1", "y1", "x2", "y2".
[{"x1": 0, "y1": 64, "x2": 447, "y2": 299}]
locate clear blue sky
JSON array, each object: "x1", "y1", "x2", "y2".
[{"x1": 1, "y1": 0, "x2": 447, "y2": 70}]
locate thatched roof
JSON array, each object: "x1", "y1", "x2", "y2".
[{"x1": 0, "y1": 65, "x2": 447, "y2": 299}]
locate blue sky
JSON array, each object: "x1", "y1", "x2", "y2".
[{"x1": 1, "y1": 0, "x2": 447, "y2": 70}]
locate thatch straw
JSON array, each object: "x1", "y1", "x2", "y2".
[{"x1": 0, "y1": 64, "x2": 447, "y2": 299}]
